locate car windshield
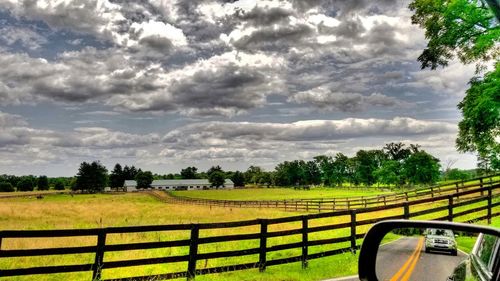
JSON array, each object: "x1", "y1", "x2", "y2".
[{"x1": 428, "y1": 229, "x2": 454, "y2": 237}]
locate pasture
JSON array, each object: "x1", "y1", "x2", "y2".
[
  {"x1": 171, "y1": 187, "x2": 391, "y2": 201},
  {"x1": 0, "y1": 185, "x2": 498, "y2": 281}
]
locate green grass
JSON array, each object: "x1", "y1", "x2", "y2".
[{"x1": 172, "y1": 187, "x2": 390, "y2": 201}]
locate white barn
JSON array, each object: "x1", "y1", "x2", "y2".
[{"x1": 124, "y1": 179, "x2": 234, "y2": 192}]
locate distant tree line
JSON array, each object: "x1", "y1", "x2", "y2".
[
  {"x1": 0, "y1": 174, "x2": 70, "y2": 192},
  {"x1": 0, "y1": 142, "x2": 494, "y2": 193}
]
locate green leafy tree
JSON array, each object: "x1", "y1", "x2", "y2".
[
  {"x1": 37, "y1": 176, "x2": 49, "y2": 191},
  {"x1": 208, "y1": 171, "x2": 225, "y2": 188},
  {"x1": 374, "y1": 160, "x2": 401, "y2": 187},
  {"x1": 409, "y1": 0, "x2": 499, "y2": 169},
  {"x1": 54, "y1": 181, "x2": 65, "y2": 190},
  {"x1": 230, "y1": 171, "x2": 245, "y2": 187},
  {"x1": 446, "y1": 168, "x2": 472, "y2": 181},
  {"x1": 403, "y1": 151, "x2": 441, "y2": 185},
  {"x1": 258, "y1": 172, "x2": 273, "y2": 188},
  {"x1": 244, "y1": 166, "x2": 263, "y2": 185},
  {"x1": 207, "y1": 166, "x2": 223, "y2": 177},
  {"x1": 122, "y1": 165, "x2": 139, "y2": 181},
  {"x1": 17, "y1": 178, "x2": 34, "y2": 191},
  {"x1": 135, "y1": 171, "x2": 153, "y2": 189},
  {"x1": 332, "y1": 153, "x2": 350, "y2": 187},
  {"x1": 109, "y1": 163, "x2": 124, "y2": 189},
  {"x1": 456, "y1": 63, "x2": 499, "y2": 170},
  {"x1": 180, "y1": 166, "x2": 198, "y2": 179},
  {"x1": 0, "y1": 181, "x2": 14, "y2": 192},
  {"x1": 75, "y1": 161, "x2": 108, "y2": 193},
  {"x1": 409, "y1": 0, "x2": 499, "y2": 69}
]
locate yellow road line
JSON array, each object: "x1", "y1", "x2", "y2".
[
  {"x1": 389, "y1": 238, "x2": 424, "y2": 281},
  {"x1": 401, "y1": 238, "x2": 424, "y2": 281}
]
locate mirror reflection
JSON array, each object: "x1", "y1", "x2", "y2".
[{"x1": 375, "y1": 227, "x2": 499, "y2": 281}]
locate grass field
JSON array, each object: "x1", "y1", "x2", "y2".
[
  {"x1": 171, "y1": 187, "x2": 391, "y2": 201},
  {"x1": 0, "y1": 191, "x2": 498, "y2": 281}
]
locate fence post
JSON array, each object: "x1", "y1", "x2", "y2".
[
  {"x1": 403, "y1": 203, "x2": 410, "y2": 220},
  {"x1": 259, "y1": 219, "x2": 268, "y2": 272},
  {"x1": 347, "y1": 200, "x2": 350, "y2": 210},
  {"x1": 448, "y1": 196, "x2": 453, "y2": 222},
  {"x1": 301, "y1": 216, "x2": 308, "y2": 269},
  {"x1": 92, "y1": 229, "x2": 107, "y2": 281},
  {"x1": 187, "y1": 224, "x2": 199, "y2": 280},
  {"x1": 405, "y1": 192, "x2": 408, "y2": 202},
  {"x1": 480, "y1": 178, "x2": 484, "y2": 196},
  {"x1": 318, "y1": 202, "x2": 321, "y2": 213},
  {"x1": 350, "y1": 210, "x2": 357, "y2": 253},
  {"x1": 487, "y1": 185, "x2": 492, "y2": 224},
  {"x1": 306, "y1": 201, "x2": 309, "y2": 212},
  {"x1": 430, "y1": 186, "x2": 434, "y2": 198}
]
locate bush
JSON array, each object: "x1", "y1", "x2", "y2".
[
  {"x1": 0, "y1": 181, "x2": 15, "y2": 192},
  {"x1": 17, "y1": 179, "x2": 34, "y2": 191},
  {"x1": 54, "y1": 181, "x2": 65, "y2": 190}
]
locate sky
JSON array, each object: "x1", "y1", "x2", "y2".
[{"x1": 0, "y1": 0, "x2": 479, "y2": 177}]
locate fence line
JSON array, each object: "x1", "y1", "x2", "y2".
[
  {"x1": 1, "y1": 181, "x2": 499, "y2": 281},
  {"x1": 164, "y1": 174, "x2": 500, "y2": 212}
]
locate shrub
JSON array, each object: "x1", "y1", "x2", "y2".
[
  {"x1": 0, "y1": 181, "x2": 15, "y2": 192},
  {"x1": 54, "y1": 181, "x2": 65, "y2": 190}
]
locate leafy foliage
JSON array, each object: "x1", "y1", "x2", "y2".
[
  {"x1": 180, "y1": 166, "x2": 199, "y2": 179},
  {"x1": 230, "y1": 171, "x2": 245, "y2": 187},
  {"x1": 54, "y1": 181, "x2": 65, "y2": 190},
  {"x1": 456, "y1": 62, "x2": 500, "y2": 169},
  {"x1": 403, "y1": 151, "x2": 441, "y2": 185},
  {"x1": 409, "y1": 0, "x2": 499, "y2": 69},
  {"x1": 135, "y1": 171, "x2": 153, "y2": 189},
  {"x1": 208, "y1": 171, "x2": 226, "y2": 188},
  {"x1": 0, "y1": 181, "x2": 15, "y2": 192},
  {"x1": 37, "y1": 176, "x2": 49, "y2": 191},
  {"x1": 75, "y1": 161, "x2": 108, "y2": 193},
  {"x1": 17, "y1": 178, "x2": 34, "y2": 191}
]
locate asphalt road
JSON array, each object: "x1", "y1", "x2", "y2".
[
  {"x1": 326, "y1": 236, "x2": 467, "y2": 281},
  {"x1": 375, "y1": 237, "x2": 466, "y2": 281}
]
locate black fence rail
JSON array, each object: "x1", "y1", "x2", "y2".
[
  {"x1": 164, "y1": 174, "x2": 500, "y2": 212},
  {"x1": 1, "y1": 182, "x2": 499, "y2": 281}
]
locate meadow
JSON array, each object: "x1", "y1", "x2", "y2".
[
  {"x1": 171, "y1": 187, "x2": 391, "y2": 201},
  {"x1": 0, "y1": 187, "x2": 498, "y2": 281}
]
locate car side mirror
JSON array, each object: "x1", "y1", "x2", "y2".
[{"x1": 358, "y1": 220, "x2": 500, "y2": 281}]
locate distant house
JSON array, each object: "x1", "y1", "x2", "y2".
[{"x1": 123, "y1": 179, "x2": 234, "y2": 192}]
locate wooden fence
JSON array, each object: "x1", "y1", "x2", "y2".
[
  {"x1": 1, "y1": 181, "x2": 499, "y2": 281},
  {"x1": 165, "y1": 174, "x2": 500, "y2": 212}
]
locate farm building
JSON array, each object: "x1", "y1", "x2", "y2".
[{"x1": 123, "y1": 179, "x2": 234, "y2": 192}]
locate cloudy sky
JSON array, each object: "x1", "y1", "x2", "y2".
[{"x1": 0, "y1": 0, "x2": 478, "y2": 177}]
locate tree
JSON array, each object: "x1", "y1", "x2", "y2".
[
  {"x1": 446, "y1": 168, "x2": 472, "y2": 181},
  {"x1": 122, "y1": 165, "x2": 138, "y2": 181},
  {"x1": 258, "y1": 172, "x2": 273, "y2": 188},
  {"x1": 37, "y1": 176, "x2": 49, "y2": 191},
  {"x1": 231, "y1": 171, "x2": 245, "y2": 187},
  {"x1": 208, "y1": 171, "x2": 225, "y2": 188},
  {"x1": 75, "y1": 161, "x2": 108, "y2": 193},
  {"x1": 207, "y1": 166, "x2": 223, "y2": 177},
  {"x1": 54, "y1": 181, "x2": 65, "y2": 190},
  {"x1": 135, "y1": 171, "x2": 153, "y2": 189},
  {"x1": 456, "y1": 63, "x2": 499, "y2": 170},
  {"x1": 109, "y1": 163, "x2": 124, "y2": 189},
  {"x1": 374, "y1": 160, "x2": 401, "y2": 186},
  {"x1": 244, "y1": 166, "x2": 263, "y2": 185},
  {"x1": 403, "y1": 151, "x2": 441, "y2": 185},
  {"x1": 0, "y1": 181, "x2": 14, "y2": 192},
  {"x1": 353, "y1": 150, "x2": 382, "y2": 186},
  {"x1": 17, "y1": 178, "x2": 34, "y2": 191},
  {"x1": 409, "y1": 0, "x2": 499, "y2": 169},
  {"x1": 180, "y1": 166, "x2": 198, "y2": 179},
  {"x1": 409, "y1": 0, "x2": 499, "y2": 70}
]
